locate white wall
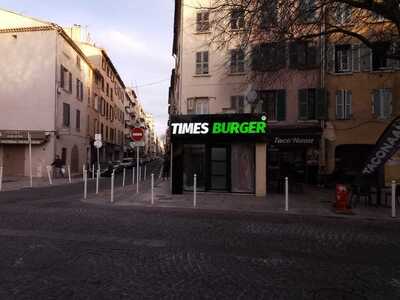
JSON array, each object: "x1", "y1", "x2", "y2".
[{"x1": 0, "y1": 30, "x2": 56, "y2": 130}]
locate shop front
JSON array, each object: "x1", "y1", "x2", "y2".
[
  {"x1": 267, "y1": 126, "x2": 322, "y2": 192},
  {"x1": 170, "y1": 114, "x2": 268, "y2": 195}
]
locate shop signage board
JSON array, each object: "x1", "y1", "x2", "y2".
[
  {"x1": 362, "y1": 116, "x2": 400, "y2": 175},
  {"x1": 170, "y1": 114, "x2": 269, "y2": 143}
]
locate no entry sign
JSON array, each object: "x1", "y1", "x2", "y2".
[{"x1": 131, "y1": 128, "x2": 144, "y2": 142}]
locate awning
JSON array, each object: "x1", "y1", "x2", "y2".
[{"x1": 0, "y1": 130, "x2": 48, "y2": 145}]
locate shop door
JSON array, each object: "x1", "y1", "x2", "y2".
[
  {"x1": 210, "y1": 147, "x2": 229, "y2": 191},
  {"x1": 3, "y1": 145, "x2": 25, "y2": 177}
]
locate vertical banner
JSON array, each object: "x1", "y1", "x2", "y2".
[{"x1": 362, "y1": 116, "x2": 400, "y2": 175}]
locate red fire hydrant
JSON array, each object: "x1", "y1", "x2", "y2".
[{"x1": 335, "y1": 184, "x2": 349, "y2": 211}]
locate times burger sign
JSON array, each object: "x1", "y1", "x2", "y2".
[
  {"x1": 170, "y1": 114, "x2": 269, "y2": 143},
  {"x1": 362, "y1": 116, "x2": 400, "y2": 175}
]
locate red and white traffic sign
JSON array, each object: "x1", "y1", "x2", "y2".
[{"x1": 131, "y1": 127, "x2": 144, "y2": 142}]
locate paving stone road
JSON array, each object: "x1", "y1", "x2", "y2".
[{"x1": 0, "y1": 172, "x2": 399, "y2": 299}]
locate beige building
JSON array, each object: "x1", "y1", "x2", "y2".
[{"x1": 0, "y1": 9, "x2": 92, "y2": 176}]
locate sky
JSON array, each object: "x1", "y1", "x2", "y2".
[{"x1": 0, "y1": 0, "x2": 175, "y2": 137}]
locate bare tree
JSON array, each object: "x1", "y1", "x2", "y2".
[{"x1": 197, "y1": 0, "x2": 400, "y2": 61}]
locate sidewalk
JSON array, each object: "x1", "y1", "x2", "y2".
[
  {"x1": 83, "y1": 179, "x2": 400, "y2": 221},
  {"x1": 0, "y1": 175, "x2": 83, "y2": 192}
]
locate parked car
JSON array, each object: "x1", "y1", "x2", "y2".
[
  {"x1": 100, "y1": 161, "x2": 123, "y2": 177},
  {"x1": 120, "y1": 158, "x2": 135, "y2": 168}
]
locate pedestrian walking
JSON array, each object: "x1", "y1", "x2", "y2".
[{"x1": 51, "y1": 155, "x2": 65, "y2": 178}]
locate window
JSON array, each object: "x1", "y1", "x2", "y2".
[
  {"x1": 196, "y1": 51, "x2": 209, "y2": 75},
  {"x1": 260, "y1": 0, "x2": 277, "y2": 28},
  {"x1": 252, "y1": 43, "x2": 286, "y2": 71},
  {"x1": 76, "y1": 109, "x2": 81, "y2": 130},
  {"x1": 230, "y1": 8, "x2": 245, "y2": 30},
  {"x1": 336, "y1": 90, "x2": 352, "y2": 120},
  {"x1": 335, "y1": 45, "x2": 352, "y2": 73},
  {"x1": 372, "y1": 42, "x2": 397, "y2": 70},
  {"x1": 230, "y1": 95, "x2": 245, "y2": 113},
  {"x1": 76, "y1": 79, "x2": 83, "y2": 101},
  {"x1": 196, "y1": 11, "x2": 210, "y2": 32},
  {"x1": 63, "y1": 103, "x2": 70, "y2": 127},
  {"x1": 335, "y1": 3, "x2": 352, "y2": 24},
  {"x1": 299, "y1": 0, "x2": 317, "y2": 23},
  {"x1": 298, "y1": 88, "x2": 327, "y2": 120},
  {"x1": 230, "y1": 49, "x2": 245, "y2": 74},
  {"x1": 255, "y1": 90, "x2": 286, "y2": 121},
  {"x1": 289, "y1": 41, "x2": 318, "y2": 69},
  {"x1": 373, "y1": 89, "x2": 392, "y2": 119},
  {"x1": 187, "y1": 97, "x2": 209, "y2": 114}
]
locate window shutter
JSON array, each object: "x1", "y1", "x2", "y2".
[
  {"x1": 352, "y1": 44, "x2": 360, "y2": 72},
  {"x1": 383, "y1": 89, "x2": 392, "y2": 117},
  {"x1": 326, "y1": 44, "x2": 334, "y2": 73},
  {"x1": 230, "y1": 96, "x2": 237, "y2": 109},
  {"x1": 289, "y1": 42, "x2": 298, "y2": 68},
  {"x1": 68, "y1": 72, "x2": 72, "y2": 93},
  {"x1": 60, "y1": 65, "x2": 64, "y2": 88},
  {"x1": 372, "y1": 89, "x2": 380, "y2": 116},
  {"x1": 276, "y1": 90, "x2": 286, "y2": 121},
  {"x1": 315, "y1": 88, "x2": 328, "y2": 120},
  {"x1": 336, "y1": 90, "x2": 344, "y2": 119},
  {"x1": 298, "y1": 89, "x2": 308, "y2": 120},
  {"x1": 345, "y1": 90, "x2": 352, "y2": 119},
  {"x1": 360, "y1": 44, "x2": 371, "y2": 71}
]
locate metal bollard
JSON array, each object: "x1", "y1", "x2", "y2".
[
  {"x1": 0, "y1": 166, "x2": 2, "y2": 191},
  {"x1": 193, "y1": 174, "x2": 197, "y2": 208},
  {"x1": 132, "y1": 167, "x2": 135, "y2": 185},
  {"x1": 285, "y1": 177, "x2": 289, "y2": 212},
  {"x1": 83, "y1": 169, "x2": 88, "y2": 200},
  {"x1": 111, "y1": 170, "x2": 115, "y2": 203},
  {"x1": 151, "y1": 173, "x2": 154, "y2": 205},
  {"x1": 122, "y1": 168, "x2": 126, "y2": 188},
  {"x1": 96, "y1": 169, "x2": 100, "y2": 194},
  {"x1": 68, "y1": 165, "x2": 71, "y2": 183},
  {"x1": 392, "y1": 180, "x2": 397, "y2": 218},
  {"x1": 46, "y1": 166, "x2": 53, "y2": 185}
]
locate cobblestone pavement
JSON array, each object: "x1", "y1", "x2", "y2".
[{"x1": 0, "y1": 177, "x2": 399, "y2": 299}]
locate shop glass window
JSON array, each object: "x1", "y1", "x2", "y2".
[
  {"x1": 210, "y1": 147, "x2": 228, "y2": 191},
  {"x1": 373, "y1": 89, "x2": 392, "y2": 119},
  {"x1": 230, "y1": 49, "x2": 245, "y2": 74},
  {"x1": 183, "y1": 145, "x2": 206, "y2": 191},
  {"x1": 231, "y1": 144, "x2": 254, "y2": 193},
  {"x1": 196, "y1": 51, "x2": 209, "y2": 75},
  {"x1": 230, "y1": 8, "x2": 245, "y2": 30},
  {"x1": 336, "y1": 90, "x2": 352, "y2": 120},
  {"x1": 196, "y1": 10, "x2": 210, "y2": 32},
  {"x1": 335, "y1": 45, "x2": 352, "y2": 73}
]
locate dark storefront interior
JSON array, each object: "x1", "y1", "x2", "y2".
[{"x1": 182, "y1": 144, "x2": 255, "y2": 193}]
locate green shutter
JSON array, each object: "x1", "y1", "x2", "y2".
[
  {"x1": 315, "y1": 88, "x2": 328, "y2": 120},
  {"x1": 298, "y1": 89, "x2": 308, "y2": 120},
  {"x1": 276, "y1": 90, "x2": 286, "y2": 121}
]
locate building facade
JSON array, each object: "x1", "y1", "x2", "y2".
[
  {"x1": 170, "y1": 0, "x2": 327, "y2": 196},
  {"x1": 0, "y1": 9, "x2": 91, "y2": 176}
]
